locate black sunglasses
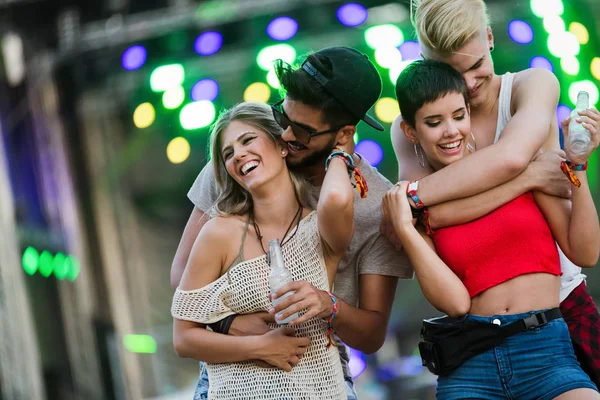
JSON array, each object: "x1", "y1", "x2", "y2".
[{"x1": 271, "y1": 100, "x2": 345, "y2": 145}]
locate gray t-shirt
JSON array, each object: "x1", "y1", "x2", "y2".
[{"x1": 188, "y1": 154, "x2": 414, "y2": 307}]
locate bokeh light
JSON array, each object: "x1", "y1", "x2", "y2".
[
  {"x1": 389, "y1": 61, "x2": 416, "y2": 85},
  {"x1": 38, "y1": 250, "x2": 54, "y2": 278},
  {"x1": 123, "y1": 334, "x2": 157, "y2": 354},
  {"x1": 568, "y1": 81, "x2": 599, "y2": 107},
  {"x1": 256, "y1": 44, "x2": 297, "y2": 71},
  {"x1": 556, "y1": 104, "x2": 572, "y2": 128},
  {"x1": 191, "y1": 79, "x2": 219, "y2": 102},
  {"x1": 22, "y1": 246, "x2": 39, "y2": 275},
  {"x1": 121, "y1": 45, "x2": 147, "y2": 70},
  {"x1": 53, "y1": 252, "x2": 68, "y2": 280},
  {"x1": 547, "y1": 31, "x2": 580, "y2": 58},
  {"x1": 375, "y1": 98, "x2": 400, "y2": 123},
  {"x1": 133, "y1": 103, "x2": 156, "y2": 128},
  {"x1": 529, "y1": 56, "x2": 553, "y2": 72},
  {"x1": 365, "y1": 24, "x2": 404, "y2": 49},
  {"x1": 374, "y1": 47, "x2": 403, "y2": 69},
  {"x1": 399, "y1": 41, "x2": 421, "y2": 61},
  {"x1": 591, "y1": 58, "x2": 600, "y2": 81},
  {"x1": 150, "y1": 64, "x2": 184, "y2": 92},
  {"x1": 244, "y1": 82, "x2": 271, "y2": 102},
  {"x1": 356, "y1": 140, "x2": 384, "y2": 167},
  {"x1": 337, "y1": 3, "x2": 368, "y2": 27},
  {"x1": 569, "y1": 22, "x2": 589, "y2": 45},
  {"x1": 66, "y1": 256, "x2": 80, "y2": 282},
  {"x1": 180, "y1": 101, "x2": 216, "y2": 130},
  {"x1": 530, "y1": 0, "x2": 564, "y2": 18},
  {"x1": 266, "y1": 68, "x2": 281, "y2": 89},
  {"x1": 162, "y1": 86, "x2": 185, "y2": 109},
  {"x1": 266, "y1": 17, "x2": 298, "y2": 41},
  {"x1": 508, "y1": 20, "x2": 533, "y2": 44},
  {"x1": 194, "y1": 31, "x2": 223, "y2": 56},
  {"x1": 560, "y1": 56, "x2": 580, "y2": 76},
  {"x1": 166, "y1": 137, "x2": 191, "y2": 164},
  {"x1": 542, "y1": 15, "x2": 565, "y2": 35}
]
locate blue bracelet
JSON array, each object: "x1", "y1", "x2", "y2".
[{"x1": 325, "y1": 150, "x2": 354, "y2": 172}]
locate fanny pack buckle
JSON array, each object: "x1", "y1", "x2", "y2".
[{"x1": 523, "y1": 312, "x2": 547, "y2": 330}]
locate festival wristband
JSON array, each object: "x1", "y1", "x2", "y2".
[
  {"x1": 406, "y1": 180, "x2": 426, "y2": 209},
  {"x1": 566, "y1": 161, "x2": 588, "y2": 171},
  {"x1": 325, "y1": 292, "x2": 339, "y2": 349}
]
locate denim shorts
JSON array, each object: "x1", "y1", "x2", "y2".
[
  {"x1": 436, "y1": 311, "x2": 598, "y2": 400},
  {"x1": 193, "y1": 362, "x2": 358, "y2": 400}
]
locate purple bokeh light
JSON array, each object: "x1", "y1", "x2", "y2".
[
  {"x1": 122, "y1": 45, "x2": 147, "y2": 70},
  {"x1": 266, "y1": 17, "x2": 298, "y2": 41},
  {"x1": 508, "y1": 20, "x2": 533, "y2": 44},
  {"x1": 191, "y1": 79, "x2": 219, "y2": 102},
  {"x1": 529, "y1": 56, "x2": 553, "y2": 72},
  {"x1": 356, "y1": 140, "x2": 384, "y2": 167},
  {"x1": 194, "y1": 32, "x2": 223, "y2": 56},
  {"x1": 337, "y1": 3, "x2": 368, "y2": 27},
  {"x1": 557, "y1": 104, "x2": 572, "y2": 127},
  {"x1": 399, "y1": 41, "x2": 422, "y2": 61},
  {"x1": 348, "y1": 348, "x2": 367, "y2": 379}
]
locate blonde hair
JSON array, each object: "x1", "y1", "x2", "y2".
[
  {"x1": 411, "y1": 0, "x2": 490, "y2": 55},
  {"x1": 209, "y1": 102, "x2": 310, "y2": 216}
]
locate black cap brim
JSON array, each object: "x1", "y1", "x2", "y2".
[{"x1": 362, "y1": 113, "x2": 384, "y2": 131}]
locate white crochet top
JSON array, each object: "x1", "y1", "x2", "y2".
[{"x1": 171, "y1": 211, "x2": 346, "y2": 400}]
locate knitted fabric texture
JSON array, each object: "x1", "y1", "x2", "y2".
[{"x1": 172, "y1": 211, "x2": 346, "y2": 399}]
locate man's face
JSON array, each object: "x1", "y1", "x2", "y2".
[{"x1": 278, "y1": 98, "x2": 339, "y2": 170}]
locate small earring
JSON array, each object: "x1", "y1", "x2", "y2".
[
  {"x1": 281, "y1": 150, "x2": 286, "y2": 155},
  {"x1": 413, "y1": 143, "x2": 426, "y2": 168}
]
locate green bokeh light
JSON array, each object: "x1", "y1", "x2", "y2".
[
  {"x1": 22, "y1": 246, "x2": 39, "y2": 275},
  {"x1": 569, "y1": 81, "x2": 599, "y2": 107},
  {"x1": 256, "y1": 44, "x2": 297, "y2": 71},
  {"x1": 38, "y1": 250, "x2": 54, "y2": 278},
  {"x1": 547, "y1": 31, "x2": 580, "y2": 58},
  {"x1": 162, "y1": 86, "x2": 185, "y2": 109},
  {"x1": 365, "y1": 24, "x2": 404, "y2": 49},
  {"x1": 67, "y1": 256, "x2": 80, "y2": 282},
  {"x1": 266, "y1": 69, "x2": 281, "y2": 89},
  {"x1": 542, "y1": 15, "x2": 565, "y2": 35},
  {"x1": 53, "y1": 252, "x2": 68, "y2": 280},
  {"x1": 150, "y1": 64, "x2": 185, "y2": 92},
  {"x1": 123, "y1": 334, "x2": 157, "y2": 354},
  {"x1": 560, "y1": 56, "x2": 580, "y2": 76},
  {"x1": 374, "y1": 47, "x2": 403, "y2": 69},
  {"x1": 530, "y1": 0, "x2": 564, "y2": 18}
]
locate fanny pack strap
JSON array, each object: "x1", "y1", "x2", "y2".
[{"x1": 497, "y1": 308, "x2": 562, "y2": 339}]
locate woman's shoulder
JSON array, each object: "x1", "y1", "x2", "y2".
[{"x1": 202, "y1": 214, "x2": 248, "y2": 241}]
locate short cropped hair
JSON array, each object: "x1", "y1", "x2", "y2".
[{"x1": 395, "y1": 59, "x2": 469, "y2": 128}]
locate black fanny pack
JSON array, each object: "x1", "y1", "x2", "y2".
[{"x1": 419, "y1": 308, "x2": 562, "y2": 376}]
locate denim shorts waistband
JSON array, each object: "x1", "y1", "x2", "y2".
[{"x1": 464, "y1": 308, "x2": 558, "y2": 324}]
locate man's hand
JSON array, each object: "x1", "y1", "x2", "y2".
[
  {"x1": 526, "y1": 149, "x2": 571, "y2": 198},
  {"x1": 227, "y1": 312, "x2": 276, "y2": 368}
]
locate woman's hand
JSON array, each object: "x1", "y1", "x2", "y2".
[
  {"x1": 255, "y1": 328, "x2": 310, "y2": 372},
  {"x1": 269, "y1": 282, "x2": 334, "y2": 326},
  {"x1": 381, "y1": 181, "x2": 416, "y2": 238},
  {"x1": 562, "y1": 107, "x2": 600, "y2": 164}
]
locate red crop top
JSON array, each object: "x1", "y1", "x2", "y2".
[{"x1": 432, "y1": 193, "x2": 561, "y2": 298}]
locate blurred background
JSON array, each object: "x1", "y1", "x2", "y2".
[{"x1": 1, "y1": 0, "x2": 599, "y2": 399}]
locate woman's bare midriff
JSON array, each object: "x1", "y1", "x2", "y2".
[{"x1": 469, "y1": 273, "x2": 561, "y2": 316}]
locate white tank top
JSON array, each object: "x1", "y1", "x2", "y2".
[
  {"x1": 494, "y1": 72, "x2": 586, "y2": 302},
  {"x1": 171, "y1": 211, "x2": 346, "y2": 400}
]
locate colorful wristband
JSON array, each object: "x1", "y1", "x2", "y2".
[
  {"x1": 325, "y1": 150, "x2": 354, "y2": 173},
  {"x1": 325, "y1": 292, "x2": 339, "y2": 349},
  {"x1": 407, "y1": 180, "x2": 426, "y2": 209},
  {"x1": 566, "y1": 161, "x2": 588, "y2": 171}
]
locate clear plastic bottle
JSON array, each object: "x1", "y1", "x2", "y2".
[
  {"x1": 568, "y1": 91, "x2": 592, "y2": 156},
  {"x1": 268, "y1": 239, "x2": 299, "y2": 324}
]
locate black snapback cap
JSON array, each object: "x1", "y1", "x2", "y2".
[{"x1": 301, "y1": 46, "x2": 384, "y2": 131}]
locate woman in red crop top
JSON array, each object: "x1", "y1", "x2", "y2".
[{"x1": 386, "y1": 59, "x2": 600, "y2": 399}]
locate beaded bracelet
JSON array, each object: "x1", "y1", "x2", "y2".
[
  {"x1": 325, "y1": 150, "x2": 369, "y2": 198},
  {"x1": 325, "y1": 292, "x2": 339, "y2": 349},
  {"x1": 407, "y1": 180, "x2": 426, "y2": 209}
]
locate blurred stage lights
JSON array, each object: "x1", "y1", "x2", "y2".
[
  {"x1": 256, "y1": 44, "x2": 296, "y2": 71},
  {"x1": 543, "y1": 15, "x2": 565, "y2": 35},
  {"x1": 191, "y1": 79, "x2": 219, "y2": 102},
  {"x1": 167, "y1": 137, "x2": 191, "y2": 164},
  {"x1": 560, "y1": 56, "x2": 580, "y2": 76},
  {"x1": 530, "y1": 0, "x2": 563, "y2": 19},
  {"x1": 365, "y1": 25, "x2": 404, "y2": 49},
  {"x1": 389, "y1": 60, "x2": 415, "y2": 85},
  {"x1": 398, "y1": 41, "x2": 421, "y2": 61},
  {"x1": 375, "y1": 97, "x2": 399, "y2": 123},
  {"x1": 267, "y1": 17, "x2": 298, "y2": 41},
  {"x1": 337, "y1": 3, "x2": 368, "y2": 27},
  {"x1": 162, "y1": 86, "x2": 185, "y2": 109},
  {"x1": 122, "y1": 45, "x2": 147, "y2": 70},
  {"x1": 123, "y1": 334, "x2": 157, "y2": 354},
  {"x1": 529, "y1": 56, "x2": 553, "y2": 72},
  {"x1": 150, "y1": 64, "x2": 184, "y2": 92},
  {"x1": 244, "y1": 82, "x2": 271, "y2": 102},
  {"x1": 568, "y1": 81, "x2": 599, "y2": 107},
  {"x1": 556, "y1": 104, "x2": 572, "y2": 128},
  {"x1": 266, "y1": 68, "x2": 281, "y2": 89},
  {"x1": 508, "y1": 20, "x2": 533, "y2": 44},
  {"x1": 356, "y1": 140, "x2": 384, "y2": 167},
  {"x1": 374, "y1": 47, "x2": 402, "y2": 69},
  {"x1": 569, "y1": 22, "x2": 589, "y2": 45},
  {"x1": 180, "y1": 101, "x2": 216, "y2": 130},
  {"x1": 133, "y1": 103, "x2": 156, "y2": 128},
  {"x1": 22, "y1": 246, "x2": 80, "y2": 281},
  {"x1": 195, "y1": 31, "x2": 223, "y2": 56}
]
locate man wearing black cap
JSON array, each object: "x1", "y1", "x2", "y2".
[{"x1": 171, "y1": 46, "x2": 413, "y2": 399}]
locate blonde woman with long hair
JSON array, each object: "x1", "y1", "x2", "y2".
[
  {"x1": 387, "y1": 0, "x2": 600, "y2": 391},
  {"x1": 171, "y1": 102, "x2": 354, "y2": 399}
]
